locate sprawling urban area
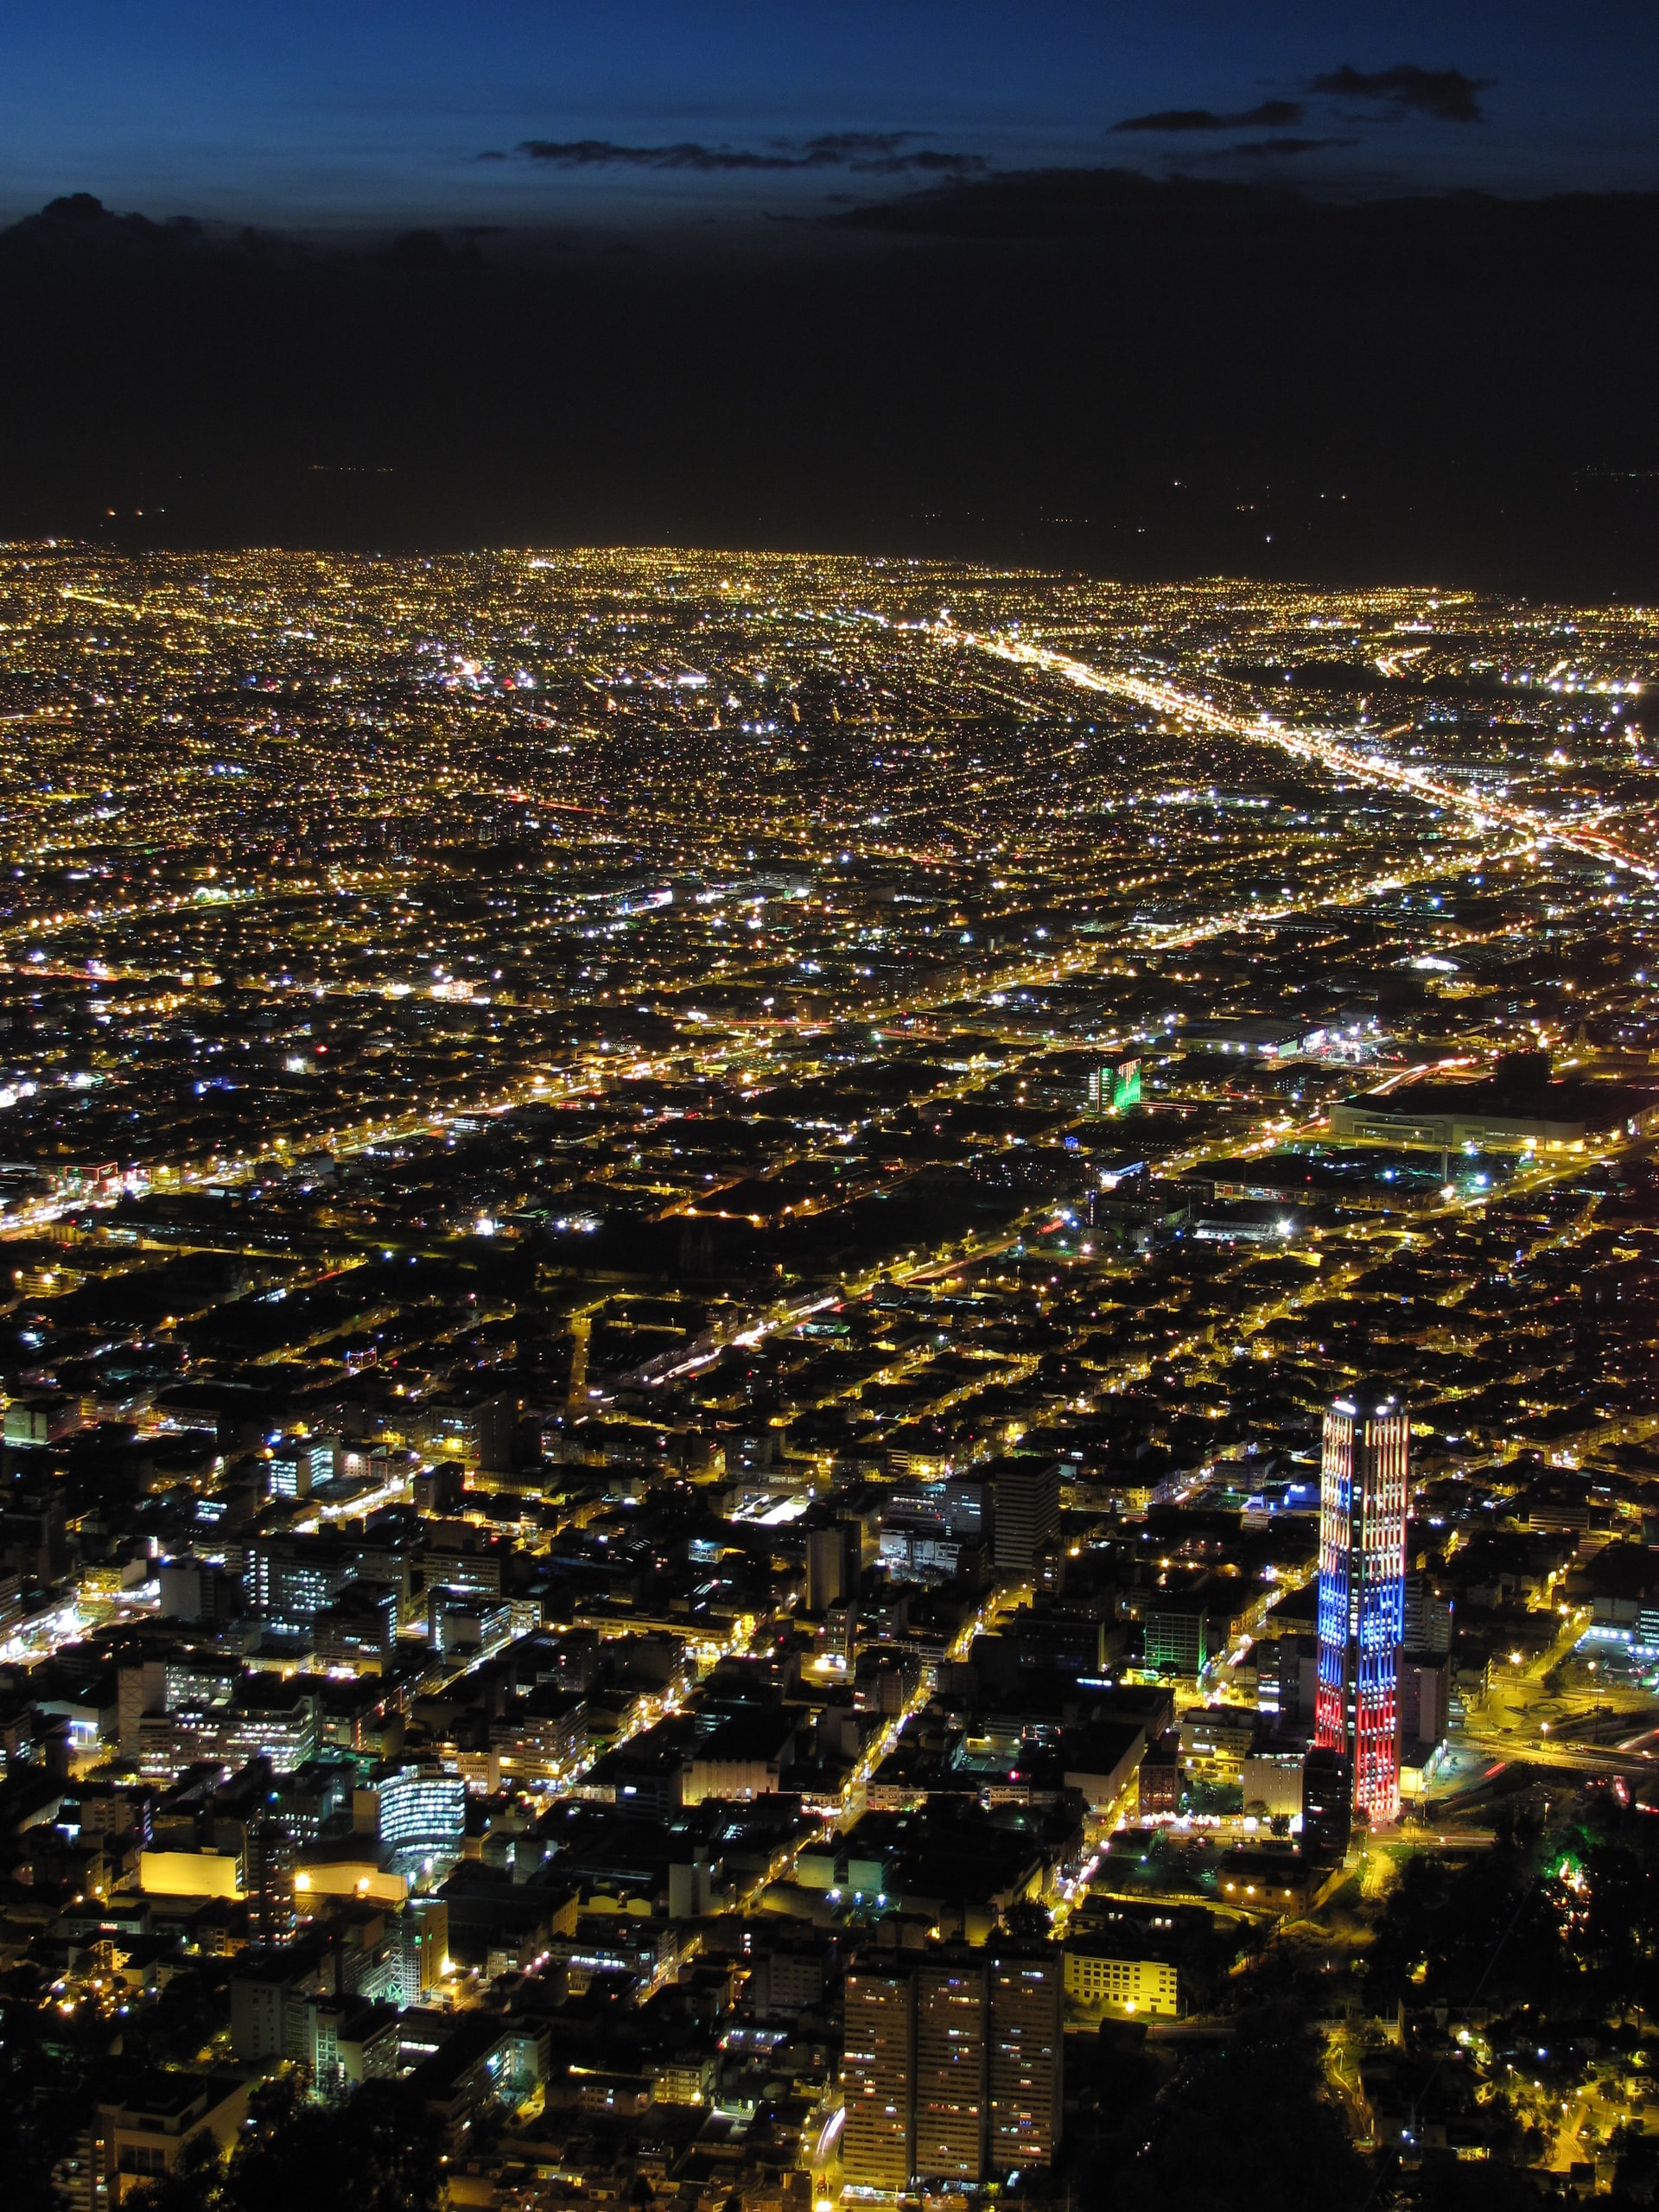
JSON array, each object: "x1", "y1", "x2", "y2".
[{"x1": 3, "y1": 545, "x2": 1659, "y2": 2212}]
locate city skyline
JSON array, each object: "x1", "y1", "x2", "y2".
[
  {"x1": 6, "y1": 7, "x2": 1659, "y2": 2208},
  {"x1": 3, "y1": 544, "x2": 1658, "y2": 2209}
]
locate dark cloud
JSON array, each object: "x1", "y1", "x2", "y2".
[
  {"x1": 855, "y1": 149, "x2": 988, "y2": 176},
  {"x1": 1310, "y1": 64, "x2": 1487, "y2": 123},
  {"x1": 513, "y1": 134, "x2": 984, "y2": 175},
  {"x1": 518, "y1": 139, "x2": 831, "y2": 171},
  {"x1": 1228, "y1": 137, "x2": 1356, "y2": 159},
  {"x1": 1114, "y1": 99, "x2": 1303, "y2": 133},
  {"x1": 1234, "y1": 101, "x2": 1305, "y2": 129},
  {"x1": 1115, "y1": 108, "x2": 1230, "y2": 133},
  {"x1": 793, "y1": 132, "x2": 911, "y2": 156}
]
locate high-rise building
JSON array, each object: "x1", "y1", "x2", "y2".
[
  {"x1": 1143, "y1": 1601, "x2": 1210, "y2": 1678},
  {"x1": 915, "y1": 1960, "x2": 988, "y2": 2180},
  {"x1": 805, "y1": 1527, "x2": 843, "y2": 1615},
  {"x1": 1402, "y1": 1573, "x2": 1452, "y2": 1655},
  {"x1": 992, "y1": 1458, "x2": 1061, "y2": 1583},
  {"x1": 843, "y1": 1950, "x2": 1063, "y2": 2185},
  {"x1": 988, "y1": 1951, "x2": 1064, "y2": 2171},
  {"x1": 374, "y1": 1767, "x2": 467, "y2": 1851},
  {"x1": 1315, "y1": 1382, "x2": 1408, "y2": 1823},
  {"x1": 393, "y1": 1897, "x2": 450, "y2": 2007},
  {"x1": 1255, "y1": 1632, "x2": 1319, "y2": 1732},
  {"x1": 1086, "y1": 1056, "x2": 1141, "y2": 1116},
  {"x1": 806, "y1": 1522, "x2": 860, "y2": 1615},
  {"x1": 1398, "y1": 1654, "x2": 1451, "y2": 1751},
  {"x1": 842, "y1": 1965, "x2": 915, "y2": 2190},
  {"x1": 1300, "y1": 1745, "x2": 1352, "y2": 1866}
]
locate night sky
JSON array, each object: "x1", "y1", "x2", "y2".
[
  {"x1": 3, "y1": 5, "x2": 1657, "y2": 586},
  {"x1": 2, "y1": 1, "x2": 1655, "y2": 226}
]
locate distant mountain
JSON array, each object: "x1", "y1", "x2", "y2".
[{"x1": 0, "y1": 183, "x2": 1655, "y2": 593}]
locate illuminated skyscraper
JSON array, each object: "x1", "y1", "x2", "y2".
[{"x1": 1315, "y1": 1382, "x2": 1408, "y2": 1824}]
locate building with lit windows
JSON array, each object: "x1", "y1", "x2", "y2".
[
  {"x1": 990, "y1": 1458, "x2": 1061, "y2": 1584},
  {"x1": 915, "y1": 1959, "x2": 988, "y2": 2182},
  {"x1": 1085, "y1": 1055, "x2": 1141, "y2": 1115},
  {"x1": 1315, "y1": 1383, "x2": 1408, "y2": 1824},
  {"x1": 842, "y1": 1964, "x2": 915, "y2": 2189},
  {"x1": 393, "y1": 1897, "x2": 450, "y2": 2007},
  {"x1": 841, "y1": 1949, "x2": 1063, "y2": 2186},
  {"x1": 1061, "y1": 1946, "x2": 1177, "y2": 2018},
  {"x1": 988, "y1": 1950, "x2": 1064, "y2": 2171},
  {"x1": 374, "y1": 1767, "x2": 467, "y2": 1851}
]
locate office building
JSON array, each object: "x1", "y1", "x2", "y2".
[
  {"x1": 1256, "y1": 1632, "x2": 1318, "y2": 1732},
  {"x1": 1241, "y1": 1751, "x2": 1306, "y2": 1821},
  {"x1": 991, "y1": 1459, "x2": 1061, "y2": 1584},
  {"x1": 1178, "y1": 1705, "x2": 1256, "y2": 1776},
  {"x1": 1301, "y1": 1745, "x2": 1353, "y2": 1866},
  {"x1": 1086, "y1": 1056, "x2": 1141, "y2": 1116},
  {"x1": 374, "y1": 1768, "x2": 467, "y2": 1851},
  {"x1": 393, "y1": 1897, "x2": 450, "y2": 2007},
  {"x1": 806, "y1": 1522, "x2": 860, "y2": 1615},
  {"x1": 1398, "y1": 1653, "x2": 1451, "y2": 1751},
  {"x1": 1402, "y1": 1573, "x2": 1452, "y2": 1655},
  {"x1": 267, "y1": 1436, "x2": 337, "y2": 1500},
  {"x1": 1062, "y1": 1945, "x2": 1177, "y2": 2018},
  {"x1": 1315, "y1": 1382, "x2": 1408, "y2": 1824},
  {"x1": 1143, "y1": 1602, "x2": 1210, "y2": 1678}
]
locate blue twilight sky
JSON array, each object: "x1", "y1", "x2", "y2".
[{"x1": 1, "y1": 0, "x2": 1655, "y2": 228}]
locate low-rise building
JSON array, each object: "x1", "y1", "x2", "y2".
[{"x1": 1062, "y1": 1943, "x2": 1178, "y2": 2018}]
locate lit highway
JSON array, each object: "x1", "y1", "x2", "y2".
[{"x1": 941, "y1": 624, "x2": 1659, "y2": 884}]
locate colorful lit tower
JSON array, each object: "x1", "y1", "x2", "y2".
[{"x1": 1315, "y1": 1382, "x2": 1408, "y2": 1824}]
